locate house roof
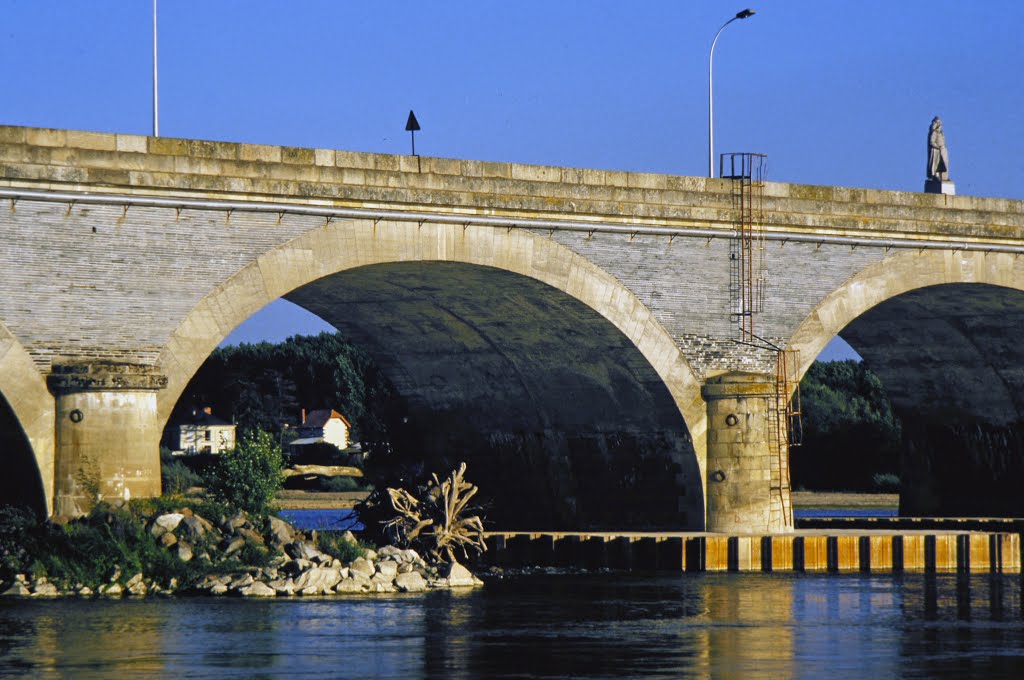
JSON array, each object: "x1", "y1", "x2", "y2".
[
  {"x1": 174, "y1": 406, "x2": 232, "y2": 427},
  {"x1": 289, "y1": 437, "x2": 325, "y2": 446},
  {"x1": 302, "y1": 409, "x2": 352, "y2": 429}
]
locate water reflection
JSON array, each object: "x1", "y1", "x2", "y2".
[{"x1": 0, "y1": 574, "x2": 1022, "y2": 678}]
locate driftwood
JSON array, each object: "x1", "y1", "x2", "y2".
[
  {"x1": 383, "y1": 462, "x2": 486, "y2": 563},
  {"x1": 282, "y1": 465, "x2": 364, "y2": 478}
]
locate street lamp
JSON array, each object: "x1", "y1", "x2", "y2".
[{"x1": 708, "y1": 8, "x2": 755, "y2": 178}]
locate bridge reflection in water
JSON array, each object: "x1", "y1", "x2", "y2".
[{"x1": 0, "y1": 574, "x2": 1022, "y2": 677}]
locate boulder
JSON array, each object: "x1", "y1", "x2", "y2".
[
  {"x1": 154, "y1": 513, "x2": 185, "y2": 532},
  {"x1": 160, "y1": 532, "x2": 178, "y2": 548},
  {"x1": 349, "y1": 557, "x2": 375, "y2": 578},
  {"x1": 376, "y1": 561, "x2": 399, "y2": 579},
  {"x1": 394, "y1": 571, "x2": 427, "y2": 593},
  {"x1": 238, "y1": 581, "x2": 276, "y2": 598},
  {"x1": 268, "y1": 578, "x2": 296, "y2": 596},
  {"x1": 334, "y1": 578, "x2": 365, "y2": 594},
  {"x1": 125, "y1": 573, "x2": 144, "y2": 589},
  {"x1": 176, "y1": 541, "x2": 194, "y2": 562},
  {"x1": 238, "y1": 527, "x2": 265, "y2": 546},
  {"x1": 101, "y1": 583, "x2": 123, "y2": 598},
  {"x1": 2, "y1": 582, "x2": 30, "y2": 597},
  {"x1": 267, "y1": 516, "x2": 294, "y2": 547},
  {"x1": 77, "y1": 586, "x2": 93, "y2": 597},
  {"x1": 280, "y1": 559, "x2": 311, "y2": 576},
  {"x1": 32, "y1": 581, "x2": 60, "y2": 597},
  {"x1": 293, "y1": 567, "x2": 344, "y2": 593},
  {"x1": 127, "y1": 580, "x2": 148, "y2": 597},
  {"x1": 441, "y1": 562, "x2": 482, "y2": 588},
  {"x1": 229, "y1": 574, "x2": 254, "y2": 590},
  {"x1": 222, "y1": 536, "x2": 246, "y2": 557},
  {"x1": 284, "y1": 540, "x2": 321, "y2": 561},
  {"x1": 179, "y1": 515, "x2": 213, "y2": 542},
  {"x1": 209, "y1": 583, "x2": 228, "y2": 596}
]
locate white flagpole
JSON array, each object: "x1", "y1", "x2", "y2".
[{"x1": 153, "y1": 0, "x2": 159, "y2": 137}]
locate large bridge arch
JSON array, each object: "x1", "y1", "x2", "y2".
[
  {"x1": 0, "y1": 322, "x2": 54, "y2": 514},
  {"x1": 156, "y1": 219, "x2": 707, "y2": 529},
  {"x1": 787, "y1": 249, "x2": 1024, "y2": 515}
]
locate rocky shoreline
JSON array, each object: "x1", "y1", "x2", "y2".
[{"x1": 0, "y1": 505, "x2": 483, "y2": 599}]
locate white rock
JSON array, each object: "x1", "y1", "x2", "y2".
[
  {"x1": 293, "y1": 567, "x2": 344, "y2": 593},
  {"x1": 268, "y1": 578, "x2": 296, "y2": 596},
  {"x1": 154, "y1": 513, "x2": 185, "y2": 532},
  {"x1": 376, "y1": 561, "x2": 399, "y2": 579},
  {"x1": 239, "y1": 581, "x2": 276, "y2": 597},
  {"x1": 2, "y1": 583, "x2": 30, "y2": 597},
  {"x1": 229, "y1": 574, "x2": 255, "y2": 590},
  {"x1": 101, "y1": 583, "x2": 124, "y2": 598},
  {"x1": 32, "y1": 582, "x2": 60, "y2": 597},
  {"x1": 209, "y1": 583, "x2": 228, "y2": 595},
  {"x1": 442, "y1": 562, "x2": 480, "y2": 588},
  {"x1": 394, "y1": 571, "x2": 427, "y2": 593},
  {"x1": 349, "y1": 557, "x2": 375, "y2": 578}
]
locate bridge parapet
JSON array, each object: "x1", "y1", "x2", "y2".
[{"x1": 2, "y1": 125, "x2": 1022, "y2": 245}]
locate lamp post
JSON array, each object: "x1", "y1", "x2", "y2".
[{"x1": 708, "y1": 8, "x2": 755, "y2": 178}]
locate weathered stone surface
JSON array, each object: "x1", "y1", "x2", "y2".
[
  {"x1": 442, "y1": 562, "x2": 481, "y2": 588},
  {"x1": 238, "y1": 581, "x2": 276, "y2": 598},
  {"x1": 293, "y1": 567, "x2": 344, "y2": 593},
  {"x1": 394, "y1": 571, "x2": 427, "y2": 593},
  {"x1": 154, "y1": 513, "x2": 185, "y2": 532},
  {"x1": 284, "y1": 541, "x2": 321, "y2": 561},
  {"x1": 222, "y1": 536, "x2": 246, "y2": 556},
  {"x1": 267, "y1": 516, "x2": 294, "y2": 547},
  {"x1": 281, "y1": 559, "x2": 311, "y2": 576},
  {"x1": 376, "y1": 561, "x2": 399, "y2": 579},
  {"x1": 101, "y1": 583, "x2": 123, "y2": 598},
  {"x1": 160, "y1": 531, "x2": 178, "y2": 548},
  {"x1": 176, "y1": 541, "x2": 194, "y2": 562},
  {"x1": 229, "y1": 574, "x2": 254, "y2": 590},
  {"x1": 268, "y1": 578, "x2": 296, "y2": 596},
  {"x1": 32, "y1": 581, "x2": 59, "y2": 597},
  {"x1": 3, "y1": 583, "x2": 31, "y2": 597},
  {"x1": 349, "y1": 557, "x2": 375, "y2": 578}
]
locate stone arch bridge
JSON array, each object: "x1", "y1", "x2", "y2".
[{"x1": 1, "y1": 125, "x2": 1023, "y2": 531}]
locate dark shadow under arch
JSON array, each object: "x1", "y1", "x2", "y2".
[
  {"x1": 824, "y1": 283, "x2": 1024, "y2": 516},
  {"x1": 274, "y1": 261, "x2": 702, "y2": 530},
  {"x1": 0, "y1": 391, "x2": 46, "y2": 515}
]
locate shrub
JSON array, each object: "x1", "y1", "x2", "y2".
[
  {"x1": 322, "y1": 476, "x2": 369, "y2": 493},
  {"x1": 162, "y1": 459, "x2": 204, "y2": 496},
  {"x1": 206, "y1": 429, "x2": 284, "y2": 517},
  {"x1": 318, "y1": 531, "x2": 369, "y2": 563},
  {"x1": 872, "y1": 473, "x2": 901, "y2": 493}
]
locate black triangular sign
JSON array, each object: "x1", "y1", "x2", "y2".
[{"x1": 405, "y1": 110, "x2": 421, "y2": 132}]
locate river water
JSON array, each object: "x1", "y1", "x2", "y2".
[{"x1": 0, "y1": 572, "x2": 1022, "y2": 678}]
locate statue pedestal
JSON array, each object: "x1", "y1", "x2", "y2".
[{"x1": 925, "y1": 179, "x2": 956, "y2": 195}]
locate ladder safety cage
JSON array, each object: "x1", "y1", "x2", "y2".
[{"x1": 721, "y1": 152, "x2": 768, "y2": 342}]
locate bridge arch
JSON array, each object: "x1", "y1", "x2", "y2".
[
  {"x1": 156, "y1": 219, "x2": 706, "y2": 529},
  {"x1": 0, "y1": 322, "x2": 54, "y2": 514},
  {"x1": 787, "y1": 249, "x2": 1024, "y2": 515},
  {"x1": 788, "y1": 249, "x2": 1024, "y2": 382}
]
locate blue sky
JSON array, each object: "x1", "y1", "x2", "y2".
[{"x1": 4, "y1": 1, "x2": 1022, "y2": 360}]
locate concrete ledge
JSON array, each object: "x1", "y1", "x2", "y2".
[{"x1": 483, "y1": 530, "x2": 1022, "y2": 574}]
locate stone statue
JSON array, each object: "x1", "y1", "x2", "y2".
[
  {"x1": 927, "y1": 116, "x2": 950, "y2": 181},
  {"x1": 924, "y1": 116, "x2": 955, "y2": 194}
]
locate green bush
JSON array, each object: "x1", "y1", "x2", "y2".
[
  {"x1": 206, "y1": 429, "x2": 284, "y2": 517},
  {"x1": 161, "y1": 459, "x2": 204, "y2": 496},
  {"x1": 872, "y1": 473, "x2": 901, "y2": 493},
  {"x1": 318, "y1": 531, "x2": 369, "y2": 563},
  {"x1": 322, "y1": 476, "x2": 369, "y2": 493}
]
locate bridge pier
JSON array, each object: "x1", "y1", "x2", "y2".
[
  {"x1": 702, "y1": 372, "x2": 793, "y2": 534},
  {"x1": 48, "y1": 363, "x2": 167, "y2": 516}
]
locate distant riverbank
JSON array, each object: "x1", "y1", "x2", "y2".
[
  {"x1": 276, "y1": 490, "x2": 369, "y2": 510},
  {"x1": 793, "y1": 491, "x2": 898, "y2": 510}
]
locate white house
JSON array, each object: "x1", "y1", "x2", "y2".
[
  {"x1": 168, "y1": 406, "x2": 236, "y2": 455},
  {"x1": 289, "y1": 408, "x2": 352, "y2": 455}
]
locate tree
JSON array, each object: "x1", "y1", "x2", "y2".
[{"x1": 206, "y1": 429, "x2": 285, "y2": 516}]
